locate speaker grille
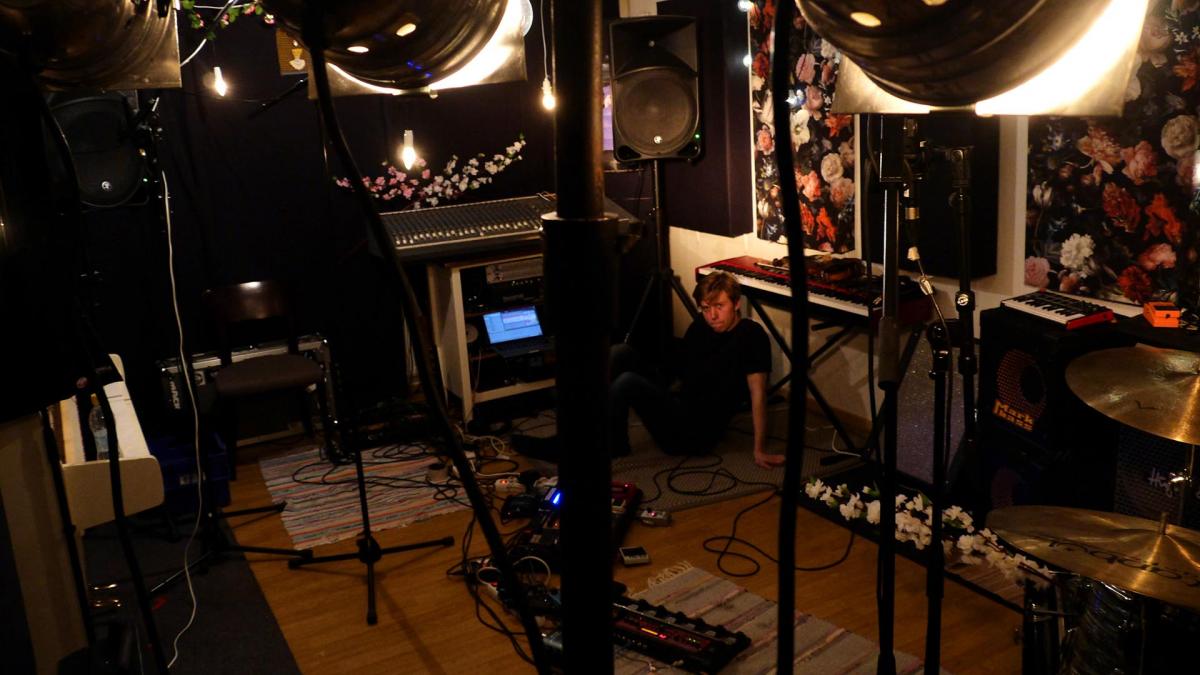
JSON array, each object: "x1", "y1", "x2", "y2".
[
  {"x1": 1115, "y1": 427, "x2": 1200, "y2": 528},
  {"x1": 50, "y1": 95, "x2": 145, "y2": 208},
  {"x1": 993, "y1": 347, "x2": 1047, "y2": 434},
  {"x1": 612, "y1": 69, "x2": 699, "y2": 161}
]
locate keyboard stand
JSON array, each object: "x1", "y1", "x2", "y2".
[
  {"x1": 742, "y1": 293, "x2": 863, "y2": 454},
  {"x1": 742, "y1": 293, "x2": 925, "y2": 457}
]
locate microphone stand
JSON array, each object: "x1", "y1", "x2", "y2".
[
  {"x1": 946, "y1": 148, "x2": 978, "y2": 497},
  {"x1": 298, "y1": 5, "x2": 548, "y2": 670},
  {"x1": 925, "y1": 322, "x2": 950, "y2": 675},
  {"x1": 919, "y1": 144, "x2": 975, "y2": 675},
  {"x1": 896, "y1": 121, "x2": 950, "y2": 675},
  {"x1": 874, "y1": 114, "x2": 909, "y2": 675}
]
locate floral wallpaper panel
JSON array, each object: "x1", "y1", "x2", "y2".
[
  {"x1": 748, "y1": 0, "x2": 855, "y2": 251},
  {"x1": 1025, "y1": 0, "x2": 1200, "y2": 310}
]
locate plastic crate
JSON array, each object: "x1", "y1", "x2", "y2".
[{"x1": 147, "y1": 432, "x2": 231, "y2": 515}]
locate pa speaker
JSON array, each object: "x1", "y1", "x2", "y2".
[
  {"x1": 48, "y1": 93, "x2": 147, "y2": 208},
  {"x1": 608, "y1": 15, "x2": 700, "y2": 162},
  {"x1": 967, "y1": 308, "x2": 1134, "y2": 517}
]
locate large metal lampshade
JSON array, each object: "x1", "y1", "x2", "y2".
[
  {"x1": 0, "y1": 0, "x2": 180, "y2": 91},
  {"x1": 264, "y1": 0, "x2": 529, "y2": 96},
  {"x1": 798, "y1": 0, "x2": 1150, "y2": 116}
]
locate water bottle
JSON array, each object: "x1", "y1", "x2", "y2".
[{"x1": 87, "y1": 393, "x2": 110, "y2": 460}]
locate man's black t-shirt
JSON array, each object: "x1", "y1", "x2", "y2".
[{"x1": 678, "y1": 318, "x2": 771, "y2": 422}]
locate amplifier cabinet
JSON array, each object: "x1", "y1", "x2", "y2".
[
  {"x1": 1115, "y1": 427, "x2": 1200, "y2": 529},
  {"x1": 157, "y1": 335, "x2": 336, "y2": 443},
  {"x1": 969, "y1": 308, "x2": 1134, "y2": 517}
]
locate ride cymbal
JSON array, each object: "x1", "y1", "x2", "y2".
[{"x1": 1065, "y1": 344, "x2": 1200, "y2": 446}]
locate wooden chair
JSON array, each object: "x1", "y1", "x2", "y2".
[{"x1": 203, "y1": 281, "x2": 333, "y2": 474}]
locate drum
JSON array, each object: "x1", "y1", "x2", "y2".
[{"x1": 1060, "y1": 578, "x2": 1200, "y2": 675}]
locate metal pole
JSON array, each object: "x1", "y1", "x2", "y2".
[
  {"x1": 550, "y1": 1, "x2": 617, "y2": 672},
  {"x1": 925, "y1": 327, "x2": 950, "y2": 675},
  {"x1": 875, "y1": 114, "x2": 906, "y2": 675}
]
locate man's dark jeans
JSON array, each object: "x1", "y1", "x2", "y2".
[{"x1": 608, "y1": 344, "x2": 721, "y2": 457}]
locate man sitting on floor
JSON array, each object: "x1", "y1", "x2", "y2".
[{"x1": 609, "y1": 271, "x2": 785, "y2": 468}]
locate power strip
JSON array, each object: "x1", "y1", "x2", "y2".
[{"x1": 494, "y1": 477, "x2": 526, "y2": 495}]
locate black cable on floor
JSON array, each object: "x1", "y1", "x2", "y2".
[{"x1": 703, "y1": 490, "x2": 857, "y2": 578}]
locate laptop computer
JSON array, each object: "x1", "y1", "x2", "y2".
[{"x1": 483, "y1": 306, "x2": 552, "y2": 359}]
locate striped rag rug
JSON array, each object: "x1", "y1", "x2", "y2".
[
  {"x1": 258, "y1": 446, "x2": 469, "y2": 550},
  {"x1": 620, "y1": 563, "x2": 942, "y2": 674}
]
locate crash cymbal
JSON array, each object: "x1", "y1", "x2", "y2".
[
  {"x1": 1065, "y1": 345, "x2": 1200, "y2": 446},
  {"x1": 990, "y1": 505, "x2": 1200, "y2": 612}
]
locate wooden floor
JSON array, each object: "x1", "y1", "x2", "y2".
[{"x1": 226, "y1": 443, "x2": 1022, "y2": 674}]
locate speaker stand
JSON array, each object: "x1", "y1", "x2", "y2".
[{"x1": 623, "y1": 159, "x2": 699, "y2": 359}]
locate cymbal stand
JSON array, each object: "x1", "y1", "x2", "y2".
[{"x1": 1171, "y1": 445, "x2": 1196, "y2": 525}]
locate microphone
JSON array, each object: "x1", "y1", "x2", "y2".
[
  {"x1": 945, "y1": 147, "x2": 972, "y2": 212},
  {"x1": 945, "y1": 147, "x2": 971, "y2": 188}
]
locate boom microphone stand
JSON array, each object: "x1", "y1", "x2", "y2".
[{"x1": 296, "y1": 6, "x2": 548, "y2": 667}]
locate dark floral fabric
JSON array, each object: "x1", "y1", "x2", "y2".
[
  {"x1": 748, "y1": 0, "x2": 855, "y2": 251},
  {"x1": 1026, "y1": 0, "x2": 1200, "y2": 309}
]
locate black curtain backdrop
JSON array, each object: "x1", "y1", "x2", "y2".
[{"x1": 128, "y1": 18, "x2": 557, "y2": 427}]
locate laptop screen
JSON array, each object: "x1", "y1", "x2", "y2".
[{"x1": 482, "y1": 306, "x2": 543, "y2": 345}]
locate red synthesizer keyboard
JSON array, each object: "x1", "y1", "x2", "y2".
[
  {"x1": 696, "y1": 255, "x2": 931, "y2": 325},
  {"x1": 1000, "y1": 290, "x2": 1115, "y2": 329}
]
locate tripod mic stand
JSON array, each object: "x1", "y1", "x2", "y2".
[
  {"x1": 623, "y1": 159, "x2": 699, "y2": 358},
  {"x1": 286, "y1": 421, "x2": 453, "y2": 625},
  {"x1": 923, "y1": 146, "x2": 977, "y2": 675}
]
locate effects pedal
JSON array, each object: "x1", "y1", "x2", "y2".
[
  {"x1": 619, "y1": 546, "x2": 650, "y2": 566},
  {"x1": 638, "y1": 508, "x2": 671, "y2": 527},
  {"x1": 1144, "y1": 301, "x2": 1181, "y2": 328}
]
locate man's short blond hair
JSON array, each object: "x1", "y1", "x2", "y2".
[{"x1": 693, "y1": 271, "x2": 741, "y2": 305}]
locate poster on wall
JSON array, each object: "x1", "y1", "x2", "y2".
[
  {"x1": 1026, "y1": 0, "x2": 1200, "y2": 311},
  {"x1": 747, "y1": 0, "x2": 855, "y2": 251}
]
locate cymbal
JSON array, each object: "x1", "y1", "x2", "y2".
[
  {"x1": 1065, "y1": 345, "x2": 1200, "y2": 446},
  {"x1": 989, "y1": 505, "x2": 1200, "y2": 612}
]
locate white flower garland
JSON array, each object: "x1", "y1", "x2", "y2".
[
  {"x1": 335, "y1": 136, "x2": 526, "y2": 209},
  {"x1": 804, "y1": 478, "x2": 1053, "y2": 590}
]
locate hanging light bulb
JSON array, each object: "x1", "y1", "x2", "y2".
[
  {"x1": 540, "y1": 77, "x2": 556, "y2": 110},
  {"x1": 213, "y1": 66, "x2": 228, "y2": 96},
  {"x1": 401, "y1": 129, "x2": 416, "y2": 169}
]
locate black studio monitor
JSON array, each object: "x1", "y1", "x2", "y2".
[
  {"x1": 47, "y1": 92, "x2": 149, "y2": 209},
  {"x1": 608, "y1": 15, "x2": 701, "y2": 162}
]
